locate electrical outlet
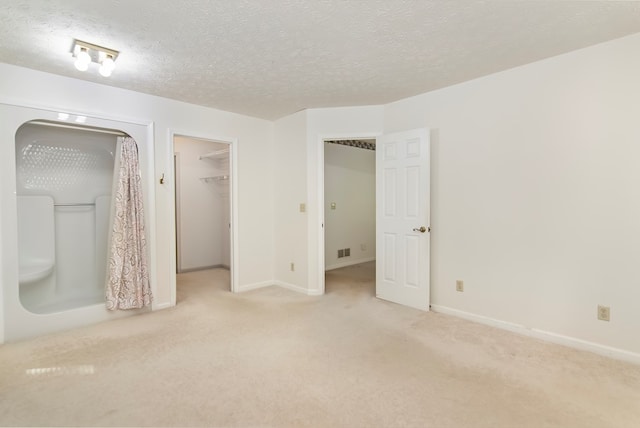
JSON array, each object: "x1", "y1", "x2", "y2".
[
  {"x1": 299, "y1": 203, "x2": 306, "y2": 213},
  {"x1": 456, "y1": 280, "x2": 464, "y2": 292},
  {"x1": 330, "y1": 202, "x2": 337, "y2": 210},
  {"x1": 338, "y1": 249, "x2": 344, "y2": 258},
  {"x1": 597, "y1": 305, "x2": 610, "y2": 321},
  {"x1": 290, "y1": 262, "x2": 295, "y2": 272},
  {"x1": 345, "y1": 248, "x2": 350, "y2": 257}
]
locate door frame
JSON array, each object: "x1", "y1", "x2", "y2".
[
  {"x1": 168, "y1": 129, "x2": 239, "y2": 305},
  {"x1": 315, "y1": 132, "x2": 381, "y2": 295},
  {"x1": 173, "y1": 152, "x2": 182, "y2": 273}
]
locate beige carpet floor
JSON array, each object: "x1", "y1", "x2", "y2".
[{"x1": 1, "y1": 261, "x2": 639, "y2": 427}]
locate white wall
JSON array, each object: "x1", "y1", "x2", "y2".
[
  {"x1": 272, "y1": 106, "x2": 384, "y2": 293},
  {"x1": 272, "y1": 111, "x2": 308, "y2": 291},
  {"x1": 174, "y1": 137, "x2": 230, "y2": 271},
  {"x1": 324, "y1": 143, "x2": 375, "y2": 269},
  {"x1": 0, "y1": 63, "x2": 274, "y2": 341},
  {"x1": 385, "y1": 33, "x2": 640, "y2": 357}
]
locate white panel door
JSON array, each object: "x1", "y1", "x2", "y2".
[{"x1": 376, "y1": 128, "x2": 430, "y2": 310}]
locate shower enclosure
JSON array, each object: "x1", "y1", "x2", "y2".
[
  {"x1": 16, "y1": 122, "x2": 117, "y2": 313},
  {"x1": 0, "y1": 103, "x2": 155, "y2": 342}
]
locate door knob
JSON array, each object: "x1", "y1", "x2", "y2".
[{"x1": 413, "y1": 226, "x2": 427, "y2": 233}]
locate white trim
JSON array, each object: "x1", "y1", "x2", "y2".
[
  {"x1": 236, "y1": 280, "x2": 322, "y2": 296},
  {"x1": 315, "y1": 132, "x2": 381, "y2": 297},
  {"x1": 325, "y1": 257, "x2": 376, "y2": 271},
  {"x1": 431, "y1": 305, "x2": 640, "y2": 365},
  {"x1": 274, "y1": 280, "x2": 308, "y2": 294},
  {"x1": 168, "y1": 129, "x2": 240, "y2": 305},
  {"x1": 230, "y1": 137, "x2": 239, "y2": 294},
  {"x1": 179, "y1": 264, "x2": 230, "y2": 273},
  {"x1": 154, "y1": 302, "x2": 172, "y2": 310},
  {"x1": 0, "y1": 99, "x2": 152, "y2": 128},
  {"x1": 315, "y1": 135, "x2": 326, "y2": 295},
  {"x1": 173, "y1": 152, "x2": 182, "y2": 273},
  {"x1": 236, "y1": 281, "x2": 274, "y2": 293},
  {"x1": 307, "y1": 288, "x2": 323, "y2": 296},
  {"x1": 275, "y1": 280, "x2": 322, "y2": 296},
  {"x1": 144, "y1": 122, "x2": 159, "y2": 312},
  {"x1": 167, "y1": 131, "x2": 179, "y2": 307}
]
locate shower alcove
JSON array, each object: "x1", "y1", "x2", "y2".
[
  {"x1": 16, "y1": 122, "x2": 117, "y2": 313},
  {"x1": 0, "y1": 103, "x2": 156, "y2": 342}
]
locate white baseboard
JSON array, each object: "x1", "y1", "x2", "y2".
[
  {"x1": 153, "y1": 302, "x2": 172, "y2": 310},
  {"x1": 236, "y1": 280, "x2": 274, "y2": 293},
  {"x1": 178, "y1": 264, "x2": 229, "y2": 273},
  {"x1": 274, "y1": 280, "x2": 321, "y2": 296},
  {"x1": 325, "y1": 257, "x2": 375, "y2": 271},
  {"x1": 430, "y1": 305, "x2": 640, "y2": 365},
  {"x1": 236, "y1": 280, "x2": 322, "y2": 296}
]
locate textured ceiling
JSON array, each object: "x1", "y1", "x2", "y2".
[{"x1": 1, "y1": 1, "x2": 639, "y2": 120}]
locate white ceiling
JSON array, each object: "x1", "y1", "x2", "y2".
[{"x1": 1, "y1": 1, "x2": 639, "y2": 120}]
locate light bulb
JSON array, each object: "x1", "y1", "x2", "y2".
[
  {"x1": 99, "y1": 55, "x2": 115, "y2": 77},
  {"x1": 74, "y1": 48, "x2": 91, "y2": 71}
]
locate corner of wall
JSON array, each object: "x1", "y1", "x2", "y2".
[{"x1": 272, "y1": 110, "x2": 310, "y2": 289}]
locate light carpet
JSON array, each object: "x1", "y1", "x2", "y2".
[{"x1": 1, "y1": 262, "x2": 639, "y2": 427}]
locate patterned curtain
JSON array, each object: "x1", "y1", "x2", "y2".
[{"x1": 106, "y1": 137, "x2": 152, "y2": 310}]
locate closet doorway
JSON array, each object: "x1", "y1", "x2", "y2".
[
  {"x1": 323, "y1": 138, "x2": 377, "y2": 291},
  {"x1": 172, "y1": 134, "x2": 237, "y2": 296}
]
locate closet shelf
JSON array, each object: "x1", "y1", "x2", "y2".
[
  {"x1": 199, "y1": 149, "x2": 229, "y2": 160},
  {"x1": 201, "y1": 175, "x2": 229, "y2": 183}
]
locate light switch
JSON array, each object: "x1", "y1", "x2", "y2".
[
  {"x1": 299, "y1": 203, "x2": 306, "y2": 213},
  {"x1": 330, "y1": 202, "x2": 336, "y2": 210}
]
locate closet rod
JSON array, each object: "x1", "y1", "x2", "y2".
[{"x1": 29, "y1": 120, "x2": 127, "y2": 136}]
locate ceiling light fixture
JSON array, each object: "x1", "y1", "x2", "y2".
[
  {"x1": 99, "y1": 53, "x2": 115, "y2": 77},
  {"x1": 71, "y1": 39, "x2": 119, "y2": 77},
  {"x1": 74, "y1": 47, "x2": 91, "y2": 71}
]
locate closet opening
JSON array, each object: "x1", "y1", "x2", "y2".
[{"x1": 172, "y1": 134, "x2": 236, "y2": 301}]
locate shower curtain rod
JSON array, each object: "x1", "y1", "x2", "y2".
[{"x1": 29, "y1": 120, "x2": 128, "y2": 136}]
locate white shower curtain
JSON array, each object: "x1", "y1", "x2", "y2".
[{"x1": 106, "y1": 137, "x2": 152, "y2": 310}]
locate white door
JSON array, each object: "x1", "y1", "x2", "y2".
[{"x1": 376, "y1": 128, "x2": 430, "y2": 310}]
